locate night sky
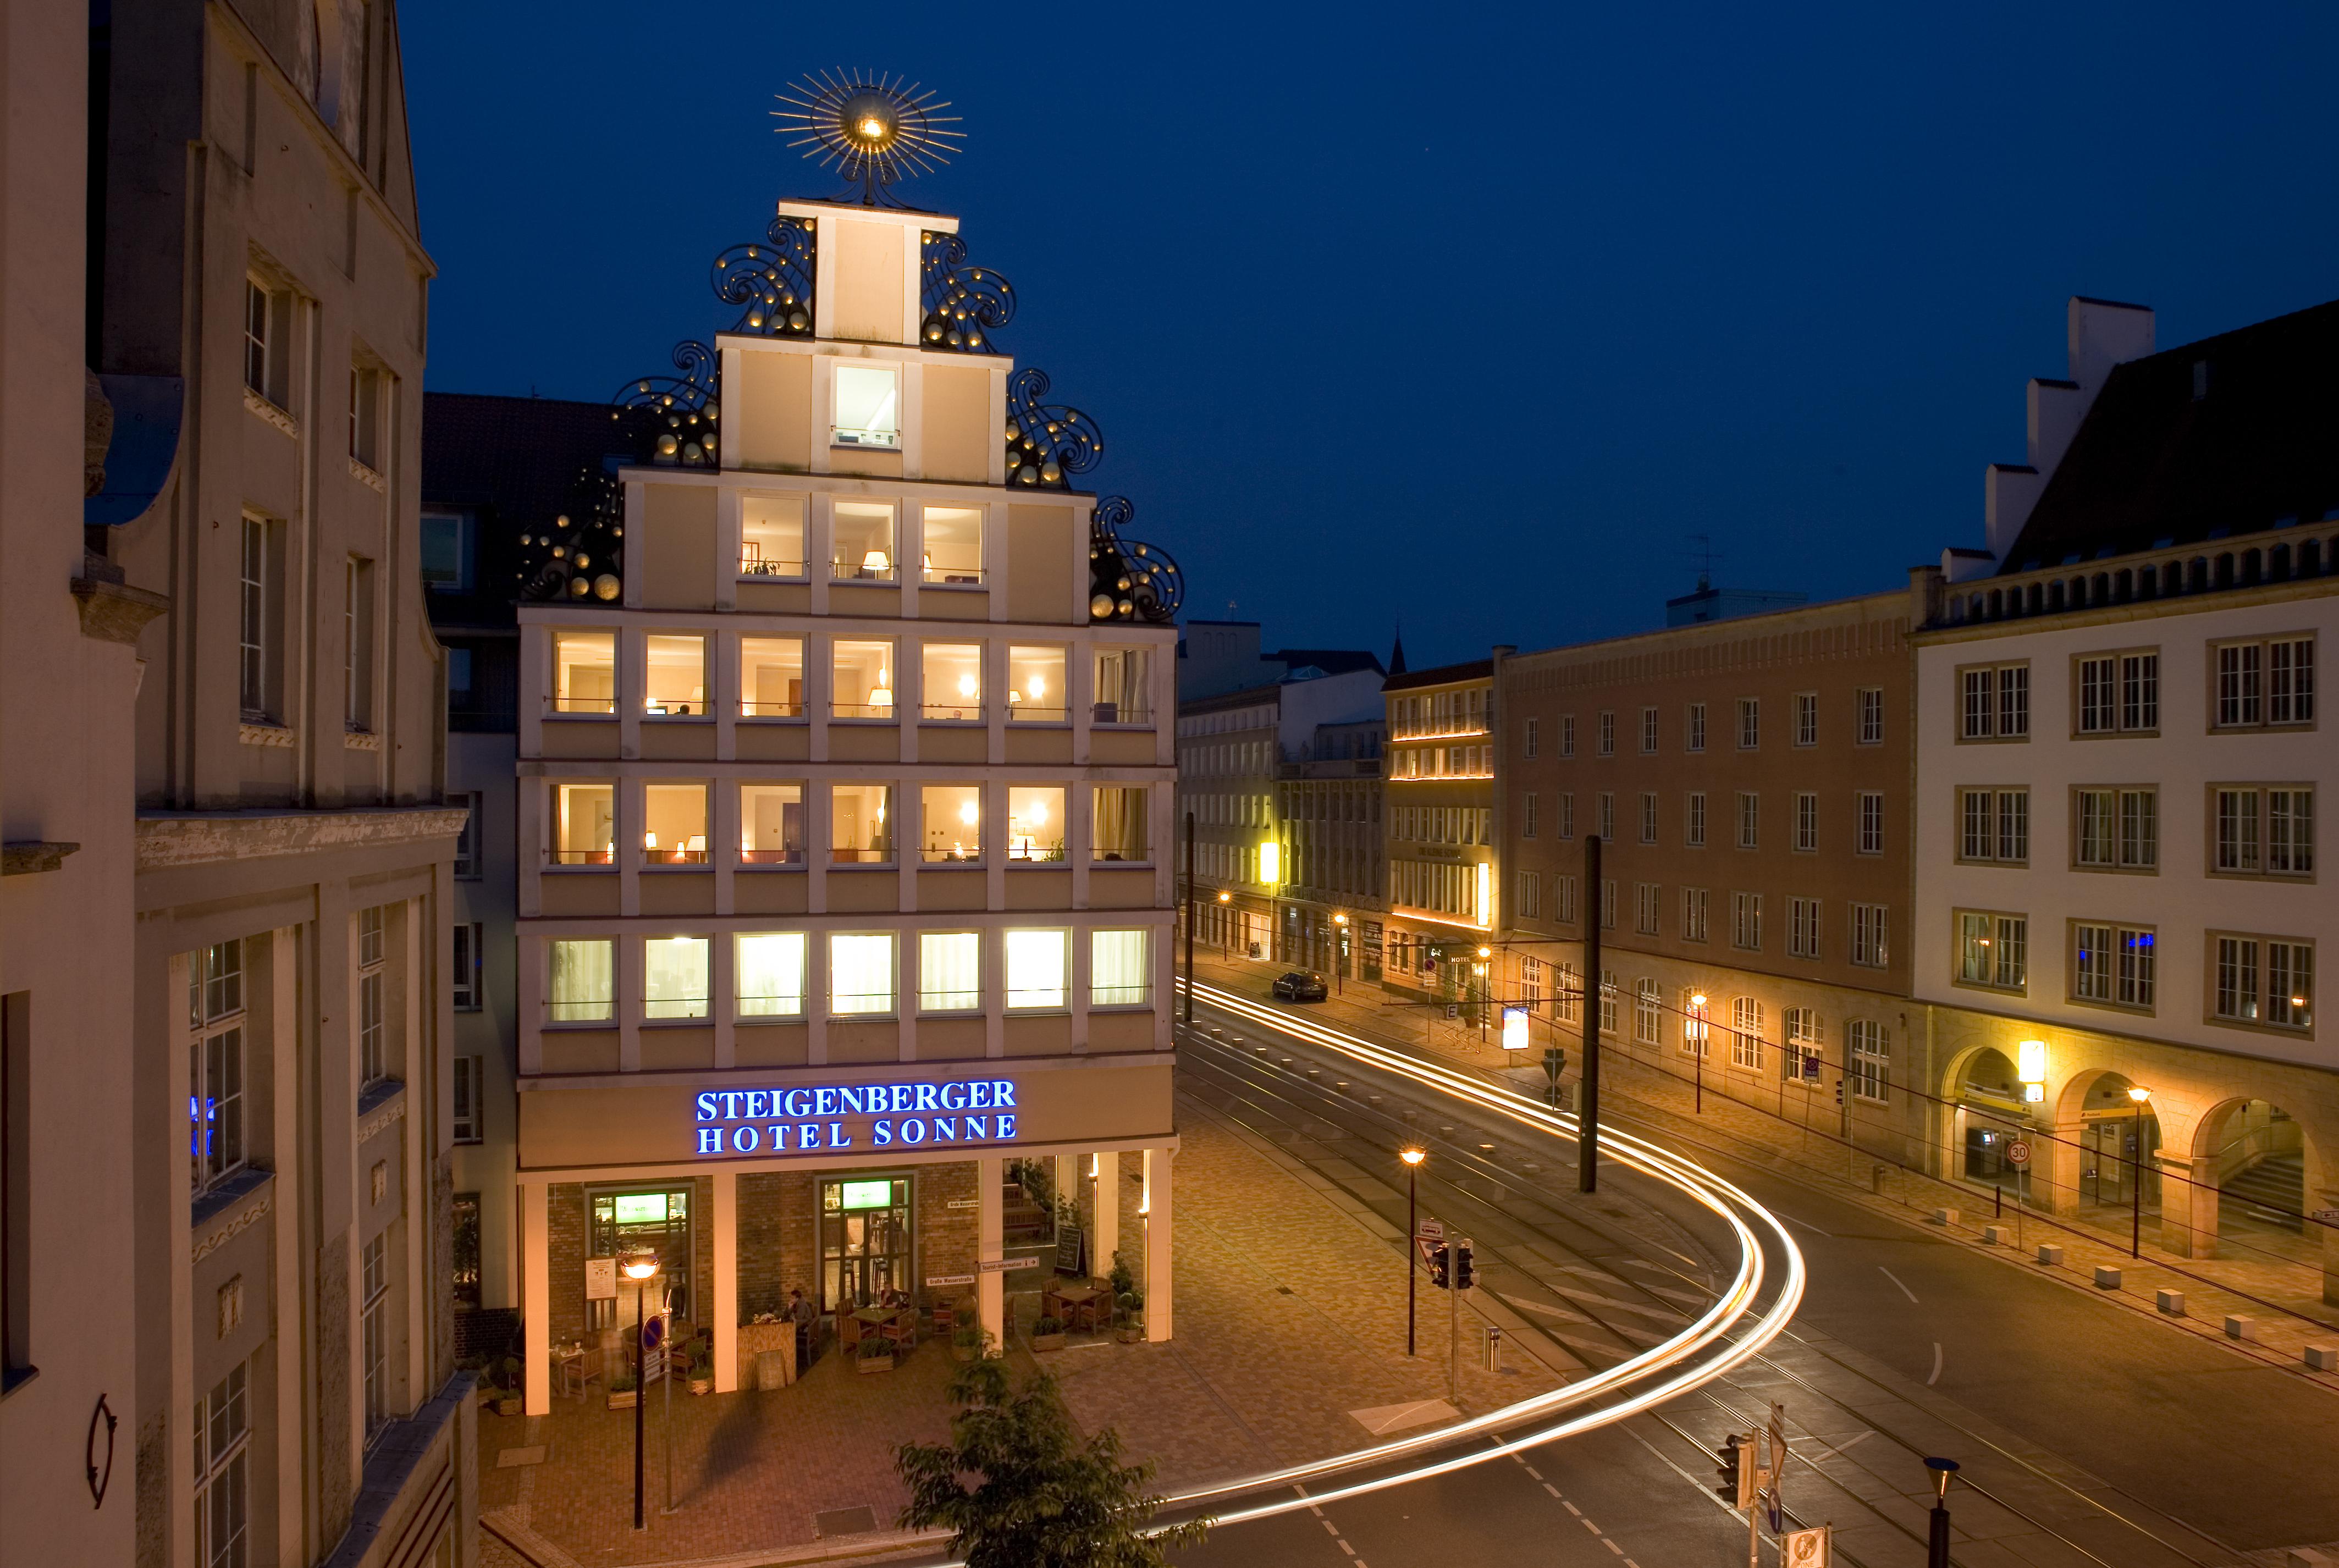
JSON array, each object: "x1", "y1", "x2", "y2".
[{"x1": 405, "y1": 3, "x2": 2339, "y2": 670}]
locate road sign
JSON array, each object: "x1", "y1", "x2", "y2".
[
  {"x1": 978, "y1": 1255, "x2": 1043, "y2": 1273},
  {"x1": 1768, "y1": 1400, "x2": 1789, "y2": 1487},
  {"x1": 2313, "y1": 1208, "x2": 2339, "y2": 1225},
  {"x1": 1781, "y1": 1525, "x2": 1832, "y2": 1565},
  {"x1": 2004, "y1": 1139, "x2": 2033, "y2": 1166},
  {"x1": 1501, "y1": 1007, "x2": 1529, "y2": 1050},
  {"x1": 1416, "y1": 1219, "x2": 1446, "y2": 1240},
  {"x1": 640, "y1": 1311, "x2": 668, "y2": 1382}
]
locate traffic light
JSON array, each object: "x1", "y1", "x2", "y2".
[
  {"x1": 1714, "y1": 1433, "x2": 1746, "y2": 1505},
  {"x1": 1452, "y1": 1242, "x2": 1476, "y2": 1291},
  {"x1": 1833, "y1": 1076, "x2": 1845, "y2": 1108},
  {"x1": 1428, "y1": 1243, "x2": 1449, "y2": 1289}
]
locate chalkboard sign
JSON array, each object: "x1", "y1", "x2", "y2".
[{"x1": 1054, "y1": 1224, "x2": 1085, "y2": 1277}]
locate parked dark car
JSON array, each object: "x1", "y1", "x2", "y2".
[{"x1": 1272, "y1": 971, "x2": 1329, "y2": 1002}]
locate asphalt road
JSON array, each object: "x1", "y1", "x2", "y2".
[{"x1": 1167, "y1": 986, "x2": 2339, "y2": 1568}]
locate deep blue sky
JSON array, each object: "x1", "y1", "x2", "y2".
[{"x1": 405, "y1": 3, "x2": 2339, "y2": 670}]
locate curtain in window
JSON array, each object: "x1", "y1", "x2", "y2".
[
  {"x1": 830, "y1": 933, "x2": 896, "y2": 1014},
  {"x1": 1091, "y1": 930, "x2": 1149, "y2": 1006},
  {"x1": 920, "y1": 932, "x2": 981, "y2": 1011},
  {"x1": 548, "y1": 938, "x2": 615, "y2": 1020},
  {"x1": 1005, "y1": 929, "x2": 1067, "y2": 1010},
  {"x1": 644, "y1": 937, "x2": 709, "y2": 1019},
  {"x1": 1093, "y1": 787, "x2": 1148, "y2": 861},
  {"x1": 737, "y1": 932, "x2": 806, "y2": 1017}
]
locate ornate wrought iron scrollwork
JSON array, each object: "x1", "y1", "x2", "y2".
[
  {"x1": 713, "y1": 215, "x2": 817, "y2": 336},
  {"x1": 920, "y1": 231, "x2": 1014, "y2": 352},
  {"x1": 612, "y1": 340, "x2": 720, "y2": 468},
  {"x1": 1003, "y1": 367, "x2": 1102, "y2": 488},
  {"x1": 1089, "y1": 496, "x2": 1182, "y2": 625},
  {"x1": 516, "y1": 466, "x2": 628, "y2": 605}
]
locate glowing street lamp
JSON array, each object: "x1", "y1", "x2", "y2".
[
  {"x1": 2127, "y1": 1085, "x2": 2152, "y2": 1258},
  {"x1": 1400, "y1": 1148, "x2": 1427, "y2": 1355},
  {"x1": 622, "y1": 1250, "x2": 660, "y2": 1530}
]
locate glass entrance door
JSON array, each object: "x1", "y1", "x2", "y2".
[{"x1": 820, "y1": 1176, "x2": 914, "y2": 1312}]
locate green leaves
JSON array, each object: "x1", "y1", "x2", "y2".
[{"x1": 896, "y1": 1344, "x2": 1209, "y2": 1568}]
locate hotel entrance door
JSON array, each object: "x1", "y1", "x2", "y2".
[{"x1": 820, "y1": 1175, "x2": 914, "y2": 1311}]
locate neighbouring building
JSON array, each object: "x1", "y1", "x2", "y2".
[
  {"x1": 78, "y1": 2, "x2": 479, "y2": 1566},
  {"x1": 1277, "y1": 716, "x2": 1387, "y2": 985},
  {"x1": 1381, "y1": 658, "x2": 1502, "y2": 1018},
  {"x1": 1914, "y1": 295, "x2": 2339, "y2": 1296},
  {"x1": 421, "y1": 393, "x2": 633, "y2": 1355},
  {"x1": 505, "y1": 183, "x2": 1185, "y2": 1413},
  {"x1": 1, "y1": 7, "x2": 149, "y2": 1560},
  {"x1": 1499, "y1": 597, "x2": 1928, "y2": 1167},
  {"x1": 1176, "y1": 638, "x2": 1383, "y2": 969}
]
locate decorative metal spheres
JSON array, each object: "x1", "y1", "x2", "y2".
[{"x1": 773, "y1": 71, "x2": 964, "y2": 207}]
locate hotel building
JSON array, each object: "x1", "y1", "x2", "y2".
[{"x1": 507, "y1": 193, "x2": 1184, "y2": 1410}]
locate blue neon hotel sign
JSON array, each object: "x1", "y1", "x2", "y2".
[{"x1": 694, "y1": 1078, "x2": 1021, "y2": 1158}]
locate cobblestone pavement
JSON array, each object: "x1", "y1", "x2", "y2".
[
  {"x1": 1188, "y1": 952, "x2": 2339, "y2": 1391},
  {"x1": 475, "y1": 1069, "x2": 1577, "y2": 1566}
]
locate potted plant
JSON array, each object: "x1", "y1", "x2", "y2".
[
  {"x1": 687, "y1": 1334, "x2": 714, "y2": 1395},
  {"x1": 1030, "y1": 1315, "x2": 1067, "y2": 1353},
  {"x1": 606, "y1": 1365, "x2": 638, "y2": 1410},
  {"x1": 952, "y1": 1318, "x2": 983, "y2": 1363},
  {"x1": 1115, "y1": 1293, "x2": 1145, "y2": 1344},
  {"x1": 857, "y1": 1334, "x2": 895, "y2": 1374},
  {"x1": 1108, "y1": 1252, "x2": 1135, "y2": 1305},
  {"x1": 494, "y1": 1356, "x2": 524, "y2": 1417}
]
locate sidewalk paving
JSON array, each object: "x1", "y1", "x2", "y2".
[
  {"x1": 1185, "y1": 952, "x2": 2339, "y2": 1394},
  {"x1": 475, "y1": 1085, "x2": 1570, "y2": 1567}
]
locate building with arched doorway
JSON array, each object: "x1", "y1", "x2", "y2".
[{"x1": 1913, "y1": 295, "x2": 2339, "y2": 1301}]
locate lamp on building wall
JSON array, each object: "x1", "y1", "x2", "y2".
[{"x1": 2018, "y1": 1040, "x2": 2048, "y2": 1104}]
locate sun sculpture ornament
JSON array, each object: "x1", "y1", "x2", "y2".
[{"x1": 773, "y1": 71, "x2": 963, "y2": 207}]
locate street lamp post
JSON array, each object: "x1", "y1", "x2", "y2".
[
  {"x1": 1183, "y1": 810, "x2": 1196, "y2": 1028},
  {"x1": 1400, "y1": 1147, "x2": 1425, "y2": 1355},
  {"x1": 1217, "y1": 890, "x2": 1231, "y2": 959},
  {"x1": 1691, "y1": 992, "x2": 1709, "y2": 1114},
  {"x1": 2128, "y1": 1085, "x2": 2152, "y2": 1258},
  {"x1": 1924, "y1": 1457, "x2": 1960, "y2": 1568},
  {"x1": 1333, "y1": 912, "x2": 1348, "y2": 996},
  {"x1": 1475, "y1": 946, "x2": 1492, "y2": 1044},
  {"x1": 622, "y1": 1251, "x2": 660, "y2": 1531}
]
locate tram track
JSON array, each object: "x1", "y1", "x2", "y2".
[{"x1": 1177, "y1": 981, "x2": 2244, "y2": 1568}]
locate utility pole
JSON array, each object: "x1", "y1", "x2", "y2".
[
  {"x1": 1183, "y1": 810, "x2": 1196, "y2": 1028},
  {"x1": 1580, "y1": 835, "x2": 1602, "y2": 1194},
  {"x1": 1448, "y1": 1236, "x2": 1468, "y2": 1407}
]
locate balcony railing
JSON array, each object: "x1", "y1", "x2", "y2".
[{"x1": 738, "y1": 555, "x2": 807, "y2": 579}]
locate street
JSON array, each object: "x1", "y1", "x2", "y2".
[{"x1": 1167, "y1": 984, "x2": 2339, "y2": 1567}]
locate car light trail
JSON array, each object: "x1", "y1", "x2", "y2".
[{"x1": 1151, "y1": 980, "x2": 1807, "y2": 1527}]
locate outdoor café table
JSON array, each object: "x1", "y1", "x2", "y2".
[{"x1": 1052, "y1": 1283, "x2": 1103, "y2": 1328}]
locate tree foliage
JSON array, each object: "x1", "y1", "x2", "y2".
[{"x1": 896, "y1": 1350, "x2": 1209, "y2": 1568}]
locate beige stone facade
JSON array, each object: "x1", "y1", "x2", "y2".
[{"x1": 63, "y1": 3, "x2": 477, "y2": 1566}]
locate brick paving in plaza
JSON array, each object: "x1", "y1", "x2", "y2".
[{"x1": 476, "y1": 1085, "x2": 1569, "y2": 1567}]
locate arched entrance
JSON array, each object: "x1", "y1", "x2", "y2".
[
  {"x1": 2187, "y1": 1098, "x2": 2312, "y2": 1262},
  {"x1": 1949, "y1": 1047, "x2": 2034, "y2": 1205},
  {"x1": 2059, "y1": 1070, "x2": 2160, "y2": 1231}
]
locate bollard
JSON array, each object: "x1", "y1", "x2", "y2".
[
  {"x1": 1930, "y1": 1207, "x2": 1960, "y2": 1227},
  {"x1": 1483, "y1": 1324, "x2": 1503, "y2": 1372},
  {"x1": 1982, "y1": 1224, "x2": 2010, "y2": 1246},
  {"x1": 1306, "y1": 1067, "x2": 1321, "y2": 1079},
  {"x1": 1871, "y1": 1164, "x2": 1890, "y2": 1195},
  {"x1": 2156, "y1": 1289, "x2": 2186, "y2": 1316},
  {"x1": 2303, "y1": 1345, "x2": 2339, "y2": 1373},
  {"x1": 2225, "y1": 1315, "x2": 2258, "y2": 1342},
  {"x1": 2093, "y1": 1266, "x2": 2122, "y2": 1290},
  {"x1": 2036, "y1": 1244, "x2": 2064, "y2": 1266}
]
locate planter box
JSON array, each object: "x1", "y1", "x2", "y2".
[
  {"x1": 1115, "y1": 1326, "x2": 1144, "y2": 1344},
  {"x1": 608, "y1": 1390, "x2": 638, "y2": 1410},
  {"x1": 688, "y1": 1377, "x2": 713, "y2": 1396},
  {"x1": 1030, "y1": 1333, "x2": 1067, "y2": 1353},
  {"x1": 494, "y1": 1396, "x2": 523, "y2": 1417},
  {"x1": 856, "y1": 1354, "x2": 895, "y2": 1374}
]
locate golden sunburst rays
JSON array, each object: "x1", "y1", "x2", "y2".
[{"x1": 773, "y1": 71, "x2": 964, "y2": 205}]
